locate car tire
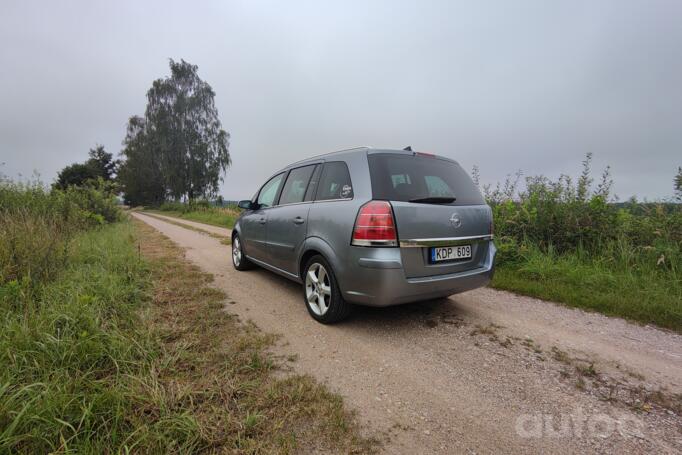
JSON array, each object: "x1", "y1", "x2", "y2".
[
  {"x1": 231, "y1": 233, "x2": 254, "y2": 271},
  {"x1": 302, "y1": 255, "x2": 352, "y2": 323}
]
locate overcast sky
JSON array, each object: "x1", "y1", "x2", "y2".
[{"x1": 1, "y1": 0, "x2": 681, "y2": 200}]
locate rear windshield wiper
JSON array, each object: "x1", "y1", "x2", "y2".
[{"x1": 408, "y1": 196, "x2": 456, "y2": 204}]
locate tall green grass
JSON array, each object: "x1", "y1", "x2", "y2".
[
  {"x1": 0, "y1": 180, "x2": 201, "y2": 452},
  {"x1": 1, "y1": 180, "x2": 121, "y2": 287},
  {"x1": 0, "y1": 223, "x2": 203, "y2": 453},
  {"x1": 492, "y1": 243, "x2": 681, "y2": 331}
]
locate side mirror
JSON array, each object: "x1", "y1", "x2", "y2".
[{"x1": 238, "y1": 200, "x2": 254, "y2": 210}]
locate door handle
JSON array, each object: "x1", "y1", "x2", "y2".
[
  {"x1": 258, "y1": 218, "x2": 267, "y2": 225},
  {"x1": 293, "y1": 217, "x2": 305, "y2": 225}
]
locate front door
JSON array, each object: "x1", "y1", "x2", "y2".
[
  {"x1": 266, "y1": 164, "x2": 317, "y2": 273},
  {"x1": 241, "y1": 172, "x2": 285, "y2": 261},
  {"x1": 239, "y1": 207, "x2": 268, "y2": 261}
]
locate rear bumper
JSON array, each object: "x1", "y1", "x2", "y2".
[{"x1": 341, "y1": 242, "x2": 496, "y2": 307}]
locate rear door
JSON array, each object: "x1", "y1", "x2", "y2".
[
  {"x1": 241, "y1": 172, "x2": 285, "y2": 261},
  {"x1": 265, "y1": 164, "x2": 318, "y2": 273},
  {"x1": 367, "y1": 152, "x2": 492, "y2": 278}
]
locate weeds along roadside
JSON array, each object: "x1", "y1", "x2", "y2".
[
  {"x1": 0, "y1": 179, "x2": 122, "y2": 292},
  {"x1": 482, "y1": 154, "x2": 682, "y2": 332},
  {"x1": 0, "y1": 179, "x2": 161, "y2": 452}
]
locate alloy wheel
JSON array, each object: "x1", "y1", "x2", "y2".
[
  {"x1": 305, "y1": 262, "x2": 331, "y2": 315},
  {"x1": 232, "y1": 237, "x2": 242, "y2": 266}
]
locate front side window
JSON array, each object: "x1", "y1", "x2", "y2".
[
  {"x1": 257, "y1": 173, "x2": 285, "y2": 208},
  {"x1": 279, "y1": 165, "x2": 316, "y2": 205},
  {"x1": 316, "y1": 162, "x2": 353, "y2": 201}
]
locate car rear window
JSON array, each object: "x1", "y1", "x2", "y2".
[{"x1": 367, "y1": 153, "x2": 484, "y2": 205}]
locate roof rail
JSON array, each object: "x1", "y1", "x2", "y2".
[{"x1": 336, "y1": 145, "x2": 372, "y2": 152}]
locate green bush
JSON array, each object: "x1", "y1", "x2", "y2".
[
  {"x1": 0, "y1": 179, "x2": 122, "y2": 287},
  {"x1": 63, "y1": 185, "x2": 121, "y2": 224},
  {"x1": 486, "y1": 154, "x2": 681, "y2": 269}
]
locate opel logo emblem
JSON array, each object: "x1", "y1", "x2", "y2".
[{"x1": 450, "y1": 213, "x2": 462, "y2": 228}]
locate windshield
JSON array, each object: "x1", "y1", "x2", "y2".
[{"x1": 367, "y1": 153, "x2": 485, "y2": 205}]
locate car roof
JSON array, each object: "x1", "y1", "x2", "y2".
[
  {"x1": 285, "y1": 146, "x2": 370, "y2": 167},
  {"x1": 285, "y1": 146, "x2": 456, "y2": 169}
]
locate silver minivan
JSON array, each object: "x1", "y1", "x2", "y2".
[{"x1": 232, "y1": 147, "x2": 496, "y2": 323}]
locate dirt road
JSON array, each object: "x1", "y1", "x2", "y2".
[
  {"x1": 140, "y1": 211, "x2": 232, "y2": 237},
  {"x1": 132, "y1": 212, "x2": 682, "y2": 454}
]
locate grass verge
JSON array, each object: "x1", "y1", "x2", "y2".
[
  {"x1": 491, "y1": 247, "x2": 682, "y2": 333},
  {"x1": 1, "y1": 223, "x2": 170, "y2": 453},
  {"x1": 133, "y1": 219, "x2": 375, "y2": 453}
]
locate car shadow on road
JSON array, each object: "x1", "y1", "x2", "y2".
[
  {"x1": 350, "y1": 298, "x2": 469, "y2": 332},
  {"x1": 245, "y1": 266, "x2": 471, "y2": 335}
]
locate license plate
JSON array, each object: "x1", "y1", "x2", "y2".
[{"x1": 430, "y1": 245, "x2": 472, "y2": 263}]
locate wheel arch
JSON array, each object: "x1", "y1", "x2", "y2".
[
  {"x1": 231, "y1": 225, "x2": 247, "y2": 256},
  {"x1": 299, "y1": 249, "x2": 321, "y2": 280},
  {"x1": 231, "y1": 224, "x2": 241, "y2": 240},
  {"x1": 298, "y1": 236, "x2": 339, "y2": 281}
]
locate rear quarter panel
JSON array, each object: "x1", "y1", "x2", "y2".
[{"x1": 302, "y1": 151, "x2": 372, "y2": 287}]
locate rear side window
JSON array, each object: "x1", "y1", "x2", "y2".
[
  {"x1": 316, "y1": 162, "x2": 354, "y2": 200},
  {"x1": 368, "y1": 153, "x2": 484, "y2": 205},
  {"x1": 279, "y1": 165, "x2": 316, "y2": 205},
  {"x1": 304, "y1": 165, "x2": 322, "y2": 202}
]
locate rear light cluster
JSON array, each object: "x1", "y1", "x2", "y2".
[{"x1": 351, "y1": 200, "x2": 398, "y2": 247}]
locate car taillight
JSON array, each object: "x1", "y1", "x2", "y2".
[{"x1": 351, "y1": 200, "x2": 398, "y2": 247}]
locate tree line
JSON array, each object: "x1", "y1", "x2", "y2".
[{"x1": 56, "y1": 59, "x2": 231, "y2": 206}]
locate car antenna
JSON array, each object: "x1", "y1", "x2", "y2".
[{"x1": 403, "y1": 146, "x2": 412, "y2": 151}]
